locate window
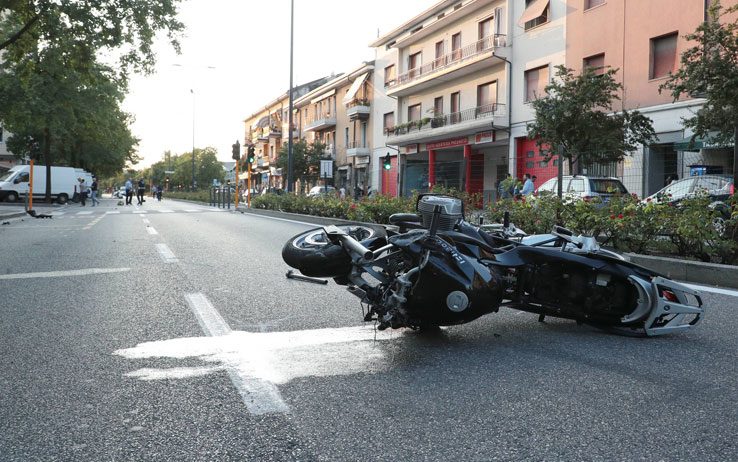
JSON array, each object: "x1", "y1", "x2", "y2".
[
  {"x1": 434, "y1": 96, "x2": 444, "y2": 115},
  {"x1": 524, "y1": 65, "x2": 549, "y2": 102},
  {"x1": 435, "y1": 41, "x2": 445, "y2": 67},
  {"x1": 0, "y1": 125, "x2": 3, "y2": 142},
  {"x1": 526, "y1": 151, "x2": 535, "y2": 158},
  {"x1": 383, "y1": 112, "x2": 395, "y2": 131},
  {"x1": 451, "y1": 91, "x2": 460, "y2": 113},
  {"x1": 451, "y1": 33, "x2": 462, "y2": 61},
  {"x1": 345, "y1": 127, "x2": 349, "y2": 148},
  {"x1": 568, "y1": 178, "x2": 585, "y2": 193},
  {"x1": 477, "y1": 81, "x2": 497, "y2": 109},
  {"x1": 384, "y1": 64, "x2": 396, "y2": 87},
  {"x1": 478, "y1": 17, "x2": 493, "y2": 50},
  {"x1": 521, "y1": 0, "x2": 549, "y2": 31},
  {"x1": 583, "y1": 53, "x2": 605, "y2": 75},
  {"x1": 408, "y1": 104, "x2": 421, "y2": 122},
  {"x1": 408, "y1": 52, "x2": 421, "y2": 71},
  {"x1": 650, "y1": 32, "x2": 677, "y2": 79},
  {"x1": 585, "y1": 0, "x2": 605, "y2": 9}
]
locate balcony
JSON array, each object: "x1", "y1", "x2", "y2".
[
  {"x1": 345, "y1": 98, "x2": 371, "y2": 121},
  {"x1": 386, "y1": 103, "x2": 506, "y2": 145},
  {"x1": 281, "y1": 123, "x2": 300, "y2": 140},
  {"x1": 346, "y1": 141, "x2": 371, "y2": 157},
  {"x1": 304, "y1": 112, "x2": 336, "y2": 132},
  {"x1": 386, "y1": 35, "x2": 507, "y2": 97}
]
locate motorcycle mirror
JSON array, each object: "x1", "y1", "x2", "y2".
[{"x1": 503, "y1": 211, "x2": 510, "y2": 228}]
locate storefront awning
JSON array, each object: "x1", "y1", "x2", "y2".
[
  {"x1": 517, "y1": 0, "x2": 549, "y2": 26},
  {"x1": 674, "y1": 136, "x2": 734, "y2": 151},
  {"x1": 342, "y1": 73, "x2": 369, "y2": 105},
  {"x1": 255, "y1": 116, "x2": 270, "y2": 128}
]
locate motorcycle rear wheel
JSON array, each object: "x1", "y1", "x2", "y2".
[{"x1": 282, "y1": 224, "x2": 385, "y2": 278}]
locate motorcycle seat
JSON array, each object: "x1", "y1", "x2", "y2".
[{"x1": 389, "y1": 213, "x2": 421, "y2": 225}]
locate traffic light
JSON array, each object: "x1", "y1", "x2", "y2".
[
  {"x1": 231, "y1": 140, "x2": 240, "y2": 160},
  {"x1": 247, "y1": 145, "x2": 256, "y2": 164},
  {"x1": 383, "y1": 153, "x2": 392, "y2": 170}
]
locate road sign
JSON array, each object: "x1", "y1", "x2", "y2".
[{"x1": 320, "y1": 160, "x2": 333, "y2": 179}]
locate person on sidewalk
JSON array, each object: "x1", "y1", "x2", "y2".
[
  {"x1": 77, "y1": 177, "x2": 87, "y2": 206},
  {"x1": 136, "y1": 179, "x2": 145, "y2": 205},
  {"x1": 520, "y1": 173, "x2": 536, "y2": 197},
  {"x1": 124, "y1": 178, "x2": 133, "y2": 205},
  {"x1": 90, "y1": 177, "x2": 99, "y2": 206}
]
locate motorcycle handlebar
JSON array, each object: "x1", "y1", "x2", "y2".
[
  {"x1": 339, "y1": 235, "x2": 375, "y2": 261},
  {"x1": 553, "y1": 225, "x2": 574, "y2": 237}
]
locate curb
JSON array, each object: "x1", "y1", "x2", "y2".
[
  {"x1": 237, "y1": 206, "x2": 738, "y2": 290},
  {"x1": 0, "y1": 211, "x2": 26, "y2": 221}
]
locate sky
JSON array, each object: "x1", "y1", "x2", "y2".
[{"x1": 122, "y1": 0, "x2": 439, "y2": 169}]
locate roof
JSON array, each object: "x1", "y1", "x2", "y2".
[
  {"x1": 369, "y1": 0, "x2": 454, "y2": 47},
  {"x1": 243, "y1": 76, "x2": 334, "y2": 123},
  {"x1": 294, "y1": 61, "x2": 375, "y2": 107}
]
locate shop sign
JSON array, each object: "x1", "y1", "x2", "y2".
[
  {"x1": 475, "y1": 131, "x2": 496, "y2": 144},
  {"x1": 426, "y1": 136, "x2": 469, "y2": 150},
  {"x1": 405, "y1": 144, "x2": 419, "y2": 154}
]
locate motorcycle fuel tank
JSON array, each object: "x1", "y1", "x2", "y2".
[{"x1": 392, "y1": 233, "x2": 504, "y2": 325}]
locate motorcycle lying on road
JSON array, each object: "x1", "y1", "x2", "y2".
[{"x1": 282, "y1": 194, "x2": 704, "y2": 337}]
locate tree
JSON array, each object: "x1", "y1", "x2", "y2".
[
  {"x1": 527, "y1": 65, "x2": 656, "y2": 174},
  {"x1": 0, "y1": 0, "x2": 183, "y2": 80},
  {"x1": 276, "y1": 140, "x2": 326, "y2": 190},
  {"x1": 660, "y1": 0, "x2": 738, "y2": 188},
  {"x1": 168, "y1": 147, "x2": 223, "y2": 189}
]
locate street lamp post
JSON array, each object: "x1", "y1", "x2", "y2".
[
  {"x1": 191, "y1": 88, "x2": 195, "y2": 191},
  {"x1": 287, "y1": 0, "x2": 294, "y2": 193}
]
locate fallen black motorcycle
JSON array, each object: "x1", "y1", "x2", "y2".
[{"x1": 283, "y1": 194, "x2": 704, "y2": 336}]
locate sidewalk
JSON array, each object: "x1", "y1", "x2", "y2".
[{"x1": 0, "y1": 203, "x2": 65, "y2": 222}]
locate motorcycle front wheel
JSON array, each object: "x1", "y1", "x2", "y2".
[{"x1": 282, "y1": 224, "x2": 386, "y2": 278}]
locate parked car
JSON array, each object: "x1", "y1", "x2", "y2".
[
  {"x1": 307, "y1": 185, "x2": 336, "y2": 197},
  {"x1": 644, "y1": 175, "x2": 734, "y2": 232},
  {"x1": 535, "y1": 175, "x2": 629, "y2": 204}
]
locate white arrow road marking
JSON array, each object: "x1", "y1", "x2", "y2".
[
  {"x1": 155, "y1": 243, "x2": 178, "y2": 263},
  {"x1": 0, "y1": 267, "x2": 130, "y2": 280},
  {"x1": 115, "y1": 294, "x2": 411, "y2": 415}
]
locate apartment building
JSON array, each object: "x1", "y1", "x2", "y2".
[
  {"x1": 243, "y1": 76, "x2": 331, "y2": 190},
  {"x1": 371, "y1": 0, "x2": 510, "y2": 198},
  {"x1": 294, "y1": 63, "x2": 374, "y2": 195},
  {"x1": 509, "y1": 0, "x2": 566, "y2": 188},
  {"x1": 0, "y1": 125, "x2": 21, "y2": 171},
  {"x1": 565, "y1": 0, "x2": 720, "y2": 197}
]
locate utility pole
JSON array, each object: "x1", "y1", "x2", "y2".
[
  {"x1": 287, "y1": 0, "x2": 295, "y2": 193},
  {"x1": 191, "y1": 89, "x2": 196, "y2": 191}
]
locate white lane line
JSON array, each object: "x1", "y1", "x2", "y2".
[
  {"x1": 155, "y1": 243, "x2": 178, "y2": 263},
  {"x1": 146, "y1": 226, "x2": 158, "y2": 235},
  {"x1": 0, "y1": 267, "x2": 130, "y2": 280},
  {"x1": 76, "y1": 211, "x2": 93, "y2": 215},
  {"x1": 184, "y1": 293, "x2": 289, "y2": 415},
  {"x1": 105, "y1": 211, "x2": 120, "y2": 214},
  {"x1": 137, "y1": 210, "x2": 148, "y2": 214},
  {"x1": 184, "y1": 209, "x2": 201, "y2": 213},
  {"x1": 158, "y1": 209, "x2": 174, "y2": 213},
  {"x1": 142, "y1": 218, "x2": 150, "y2": 224},
  {"x1": 683, "y1": 283, "x2": 738, "y2": 298}
]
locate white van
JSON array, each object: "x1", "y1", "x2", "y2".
[{"x1": 0, "y1": 165, "x2": 91, "y2": 204}]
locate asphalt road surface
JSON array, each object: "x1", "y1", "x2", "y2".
[{"x1": 0, "y1": 196, "x2": 736, "y2": 461}]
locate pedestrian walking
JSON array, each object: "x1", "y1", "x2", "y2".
[
  {"x1": 125, "y1": 178, "x2": 133, "y2": 205},
  {"x1": 136, "y1": 179, "x2": 145, "y2": 205},
  {"x1": 77, "y1": 177, "x2": 87, "y2": 206},
  {"x1": 90, "y1": 177, "x2": 99, "y2": 206},
  {"x1": 339, "y1": 186, "x2": 346, "y2": 200}
]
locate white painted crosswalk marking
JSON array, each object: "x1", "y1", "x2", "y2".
[
  {"x1": 146, "y1": 227, "x2": 158, "y2": 235},
  {"x1": 105, "y1": 211, "x2": 120, "y2": 214},
  {"x1": 0, "y1": 267, "x2": 130, "y2": 280},
  {"x1": 158, "y1": 209, "x2": 174, "y2": 213},
  {"x1": 76, "y1": 211, "x2": 93, "y2": 215}
]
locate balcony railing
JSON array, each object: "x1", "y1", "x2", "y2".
[
  {"x1": 305, "y1": 112, "x2": 337, "y2": 131},
  {"x1": 346, "y1": 141, "x2": 371, "y2": 157},
  {"x1": 386, "y1": 103, "x2": 505, "y2": 136},
  {"x1": 386, "y1": 34, "x2": 506, "y2": 90},
  {"x1": 345, "y1": 98, "x2": 371, "y2": 108}
]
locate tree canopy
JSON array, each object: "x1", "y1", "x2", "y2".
[
  {"x1": 527, "y1": 65, "x2": 656, "y2": 172},
  {"x1": 660, "y1": 0, "x2": 738, "y2": 186},
  {"x1": 276, "y1": 140, "x2": 327, "y2": 189}
]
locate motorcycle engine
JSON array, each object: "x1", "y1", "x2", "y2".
[{"x1": 417, "y1": 195, "x2": 463, "y2": 231}]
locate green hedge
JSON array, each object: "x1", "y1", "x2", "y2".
[
  {"x1": 247, "y1": 189, "x2": 738, "y2": 265},
  {"x1": 486, "y1": 193, "x2": 738, "y2": 265}
]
